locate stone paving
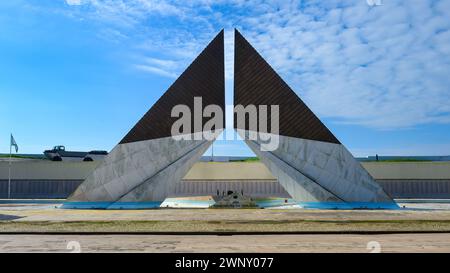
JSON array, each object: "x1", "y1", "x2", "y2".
[{"x1": 1, "y1": 234, "x2": 450, "y2": 253}]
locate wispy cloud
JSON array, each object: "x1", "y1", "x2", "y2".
[
  {"x1": 134, "y1": 56, "x2": 180, "y2": 78},
  {"x1": 65, "y1": 0, "x2": 82, "y2": 6},
  {"x1": 235, "y1": 0, "x2": 450, "y2": 129},
  {"x1": 59, "y1": 0, "x2": 450, "y2": 130},
  {"x1": 134, "y1": 63, "x2": 177, "y2": 78}
]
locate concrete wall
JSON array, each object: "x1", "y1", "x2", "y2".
[
  {"x1": 184, "y1": 162, "x2": 275, "y2": 180},
  {"x1": 2, "y1": 161, "x2": 450, "y2": 181},
  {"x1": 175, "y1": 180, "x2": 290, "y2": 198},
  {"x1": 1, "y1": 160, "x2": 449, "y2": 199},
  {"x1": 185, "y1": 162, "x2": 450, "y2": 180},
  {"x1": 377, "y1": 180, "x2": 450, "y2": 199},
  {"x1": 363, "y1": 162, "x2": 450, "y2": 180},
  {"x1": 0, "y1": 161, "x2": 97, "y2": 199},
  {"x1": 0, "y1": 179, "x2": 82, "y2": 199},
  {"x1": 2, "y1": 178, "x2": 449, "y2": 199},
  {"x1": 0, "y1": 161, "x2": 99, "y2": 180}
]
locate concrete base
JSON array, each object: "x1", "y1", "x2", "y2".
[{"x1": 61, "y1": 201, "x2": 163, "y2": 210}]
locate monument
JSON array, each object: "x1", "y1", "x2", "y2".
[{"x1": 64, "y1": 29, "x2": 396, "y2": 209}]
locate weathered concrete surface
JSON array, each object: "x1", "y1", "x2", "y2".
[
  {"x1": 1, "y1": 234, "x2": 449, "y2": 253},
  {"x1": 115, "y1": 140, "x2": 212, "y2": 202},
  {"x1": 69, "y1": 135, "x2": 208, "y2": 202},
  {"x1": 68, "y1": 131, "x2": 221, "y2": 204},
  {"x1": 241, "y1": 131, "x2": 393, "y2": 203},
  {"x1": 245, "y1": 139, "x2": 340, "y2": 202}
]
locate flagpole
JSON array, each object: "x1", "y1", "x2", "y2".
[{"x1": 8, "y1": 139, "x2": 11, "y2": 199}]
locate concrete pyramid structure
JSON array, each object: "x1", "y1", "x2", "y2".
[
  {"x1": 64, "y1": 29, "x2": 396, "y2": 210},
  {"x1": 64, "y1": 30, "x2": 225, "y2": 209},
  {"x1": 233, "y1": 29, "x2": 396, "y2": 208}
]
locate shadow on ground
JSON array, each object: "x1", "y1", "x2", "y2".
[{"x1": 0, "y1": 214, "x2": 23, "y2": 221}]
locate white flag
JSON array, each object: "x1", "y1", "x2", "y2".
[{"x1": 10, "y1": 134, "x2": 18, "y2": 153}]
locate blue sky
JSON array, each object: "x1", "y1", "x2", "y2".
[{"x1": 1, "y1": 0, "x2": 450, "y2": 157}]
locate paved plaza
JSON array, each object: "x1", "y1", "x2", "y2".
[{"x1": 1, "y1": 234, "x2": 450, "y2": 253}]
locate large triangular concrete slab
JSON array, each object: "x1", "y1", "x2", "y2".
[
  {"x1": 244, "y1": 135, "x2": 341, "y2": 202},
  {"x1": 112, "y1": 135, "x2": 216, "y2": 205}
]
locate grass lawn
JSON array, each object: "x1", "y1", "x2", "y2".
[{"x1": 2, "y1": 219, "x2": 450, "y2": 233}]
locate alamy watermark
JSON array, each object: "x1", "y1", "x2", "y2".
[
  {"x1": 171, "y1": 97, "x2": 279, "y2": 151},
  {"x1": 66, "y1": 240, "x2": 82, "y2": 253},
  {"x1": 367, "y1": 241, "x2": 381, "y2": 253}
]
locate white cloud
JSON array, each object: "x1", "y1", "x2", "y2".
[
  {"x1": 133, "y1": 57, "x2": 182, "y2": 78},
  {"x1": 66, "y1": 0, "x2": 82, "y2": 6},
  {"x1": 58, "y1": 0, "x2": 450, "y2": 130}
]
